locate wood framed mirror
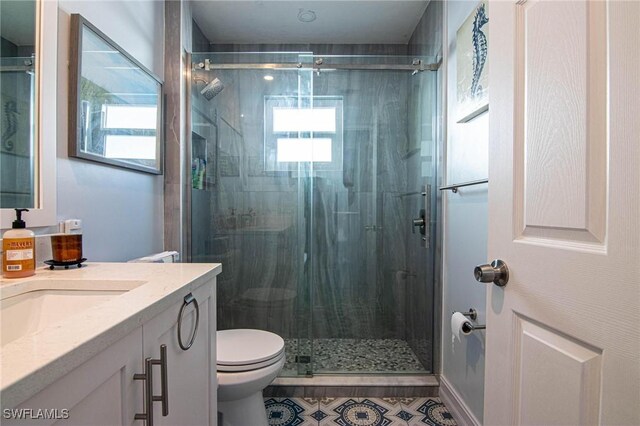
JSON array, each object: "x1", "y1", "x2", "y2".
[{"x1": 69, "y1": 14, "x2": 163, "y2": 174}]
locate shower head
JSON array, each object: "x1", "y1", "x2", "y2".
[{"x1": 200, "y1": 77, "x2": 224, "y2": 101}]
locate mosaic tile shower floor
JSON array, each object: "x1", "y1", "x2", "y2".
[
  {"x1": 282, "y1": 339, "x2": 427, "y2": 374},
  {"x1": 264, "y1": 397, "x2": 457, "y2": 426}
]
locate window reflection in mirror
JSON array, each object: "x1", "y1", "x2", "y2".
[{"x1": 0, "y1": 0, "x2": 38, "y2": 208}]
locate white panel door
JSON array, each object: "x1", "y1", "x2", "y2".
[{"x1": 486, "y1": 1, "x2": 640, "y2": 425}]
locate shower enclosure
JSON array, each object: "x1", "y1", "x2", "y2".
[{"x1": 188, "y1": 52, "x2": 440, "y2": 376}]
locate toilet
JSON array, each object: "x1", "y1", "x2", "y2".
[{"x1": 217, "y1": 329, "x2": 285, "y2": 426}]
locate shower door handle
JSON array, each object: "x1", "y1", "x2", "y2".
[
  {"x1": 412, "y1": 210, "x2": 426, "y2": 236},
  {"x1": 412, "y1": 186, "x2": 431, "y2": 245},
  {"x1": 423, "y1": 185, "x2": 431, "y2": 246}
]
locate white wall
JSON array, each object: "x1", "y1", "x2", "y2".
[
  {"x1": 56, "y1": 0, "x2": 165, "y2": 261},
  {"x1": 441, "y1": 0, "x2": 488, "y2": 423}
]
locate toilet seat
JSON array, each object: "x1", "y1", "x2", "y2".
[
  {"x1": 217, "y1": 351, "x2": 285, "y2": 372},
  {"x1": 217, "y1": 329, "x2": 285, "y2": 372}
]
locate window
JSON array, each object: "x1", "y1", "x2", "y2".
[
  {"x1": 264, "y1": 96, "x2": 343, "y2": 172},
  {"x1": 276, "y1": 138, "x2": 332, "y2": 162}
]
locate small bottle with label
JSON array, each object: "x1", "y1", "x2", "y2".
[{"x1": 2, "y1": 209, "x2": 36, "y2": 278}]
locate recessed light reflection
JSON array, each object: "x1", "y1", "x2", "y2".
[{"x1": 264, "y1": 75, "x2": 274, "y2": 81}]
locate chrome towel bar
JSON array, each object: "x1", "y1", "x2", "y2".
[{"x1": 439, "y1": 178, "x2": 488, "y2": 193}]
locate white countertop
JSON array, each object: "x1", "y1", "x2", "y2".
[{"x1": 0, "y1": 262, "x2": 221, "y2": 409}]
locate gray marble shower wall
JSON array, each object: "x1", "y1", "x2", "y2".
[{"x1": 190, "y1": 37, "x2": 439, "y2": 373}]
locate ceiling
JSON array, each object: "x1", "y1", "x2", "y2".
[
  {"x1": 191, "y1": 1, "x2": 430, "y2": 45},
  {"x1": 1, "y1": 1, "x2": 36, "y2": 47}
]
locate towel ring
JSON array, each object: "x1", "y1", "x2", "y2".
[{"x1": 177, "y1": 293, "x2": 199, "y2": 351}]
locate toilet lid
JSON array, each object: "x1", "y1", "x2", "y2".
[{"x1": 217, "y1": 329, "x2": 285, "y2": 368}]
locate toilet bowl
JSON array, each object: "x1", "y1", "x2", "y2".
[{"x1": 217, "y1": 329, "x2": 285, "y2": 426}]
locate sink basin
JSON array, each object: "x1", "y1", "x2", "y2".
[{"x1": 0, "y1": 280, "x2": 145, "y2": 347}]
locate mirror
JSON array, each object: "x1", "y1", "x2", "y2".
[
  {"x1": 69, "y1": 14, "x2": 163, "y2": 174},
  {"x1": 0, "y1": 0, "x2": 38, "y2": 208}
]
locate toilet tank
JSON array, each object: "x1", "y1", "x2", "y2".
[{"x1": 128, "y1": 251, "x2": 179, "y2": 263}]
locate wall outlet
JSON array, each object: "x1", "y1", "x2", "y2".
[{"x1": 60, "y1": 219, "x2": 82, "y2": 234}]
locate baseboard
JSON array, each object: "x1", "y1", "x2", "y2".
[{"x1": 438, "y1": 375, "x2": 481, "y2": 426}]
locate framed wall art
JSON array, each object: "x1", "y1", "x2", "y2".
[{"x1": 456, "y1": 1, "x2": 489, "y2": 123}]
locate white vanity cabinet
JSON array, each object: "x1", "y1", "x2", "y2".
[
  {"x1": 3, "y1": 276, "x2": 217, "y2": 426},
  {"x1": 4, "y1": 328, "x2": 144, "y2": 426},
  {"x1": 142, "y1": 281, "x2": 217, "y2": 425}
]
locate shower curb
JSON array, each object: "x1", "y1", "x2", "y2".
[{"x1": 265, "y1": 375, "x2": 439, "y2": 398}]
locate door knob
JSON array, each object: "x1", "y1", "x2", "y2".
[{"x1": 474, "y1": 259, "x2": 509, "y2": 287}]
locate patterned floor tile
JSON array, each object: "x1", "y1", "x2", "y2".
[
  {"x1": 264, "y1": 397, "x2": 319, "y2": 426},
  {"x1": 264, "y1": 397, "x2": 456, "y2": 426},
  {"x1": 401, "y1": 398, "x2": 456, "y2": 426},
  {"x1": 379, "y1": 397, "x2": 418, "y2": 406},
  {"x1": 317, "y1": 396, "x2": 350, "y2": 417},
  {"x1": 365, "y1": 398, "x2": 411, "y2": 425},
  {"x1": 395, "y1": 409, "x2": 415, "y2": 423},
  {"x1": 309, "y1": 409, "x2": 329, "y2": 422},
  {"x1": 315, "y1": 397, "x2": 409, "y2": 425}
]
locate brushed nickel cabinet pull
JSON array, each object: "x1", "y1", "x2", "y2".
[
  {"x1": 134, "y1": 344, "x2": 169, "y2": 424},
  {"x1": 177, "y1": 293, "x2": 200, "y2": 351},
  {"x1": 152, "y1": 345, "x2": 169, "y2": 416},
  {"x1": 160, "y1": 345, "x2": 169, "y2": 416},
  {"x1": 134, "y1": 358, "x2": 154, "y2": 425}
]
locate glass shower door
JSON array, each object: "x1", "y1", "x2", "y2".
[
  {"x1": 308, "y1": 55, "x2": 438, "y2": 374},
  {"x1": 189, "y1": 52, "x2": 314, "y2": 376}
]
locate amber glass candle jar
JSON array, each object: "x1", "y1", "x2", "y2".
[{"x1": 51, "y1": 234, "x2": 83, "y2": 263}]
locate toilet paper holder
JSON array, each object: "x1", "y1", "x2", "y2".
[{"x1": 454, "y1": 308, "x2": 486, "y2": 333}]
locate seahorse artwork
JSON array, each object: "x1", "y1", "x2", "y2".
[
  {"x1": 1, "y1": 100, "x2": 19, "y2": 152},
  {"x1": 471, "y1": 3, "x2": 489, "y2": 98}
]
